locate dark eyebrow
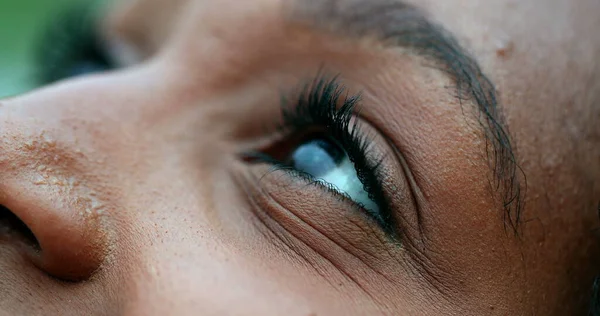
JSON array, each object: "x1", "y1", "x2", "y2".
[{"x1": 289, "y1": 0, "x2": 525, "y2": 232}]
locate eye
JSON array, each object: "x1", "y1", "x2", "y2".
[
  {"x1": 244, "y1": 76, "x2": 399, "y2": 237},
  {"x1": 35, "y1": 5, "x2": 114, "y2": 85},
  {"x1": 285, "y1": 137, "x2": 379, "y2": 215}
]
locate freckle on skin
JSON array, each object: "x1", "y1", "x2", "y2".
[{"x1": 495, "y1": 39, "x2": 514, "y2": 59}]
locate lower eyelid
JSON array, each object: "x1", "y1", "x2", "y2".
[
  {"x1": 240, "y1": 162, "x2": 392, "y2": 245},
  {"x1": 242, "y1": 153, "x2": 383, "y2": 231},
  {"x1": 233, "y1": 164, "x2": 413, "y2": 286}
]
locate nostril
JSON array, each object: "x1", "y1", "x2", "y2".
[
  {"x1": 0, "y1": 204, "x2": 40, "y2": 252},
  {"x1": 0, "y1": 190, "x2": 108, "y2": 281}
]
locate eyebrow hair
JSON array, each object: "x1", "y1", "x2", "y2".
[{"x1": 289, "y1": 0, "x2": 525, "y2": 232}]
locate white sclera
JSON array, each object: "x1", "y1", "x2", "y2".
[{"x1": 291, "y1": 140, "x2": 379, "y2": 214}]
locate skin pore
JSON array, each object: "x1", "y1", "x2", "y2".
[{"x1": 0, "y1": 0, "x2": 599, "y2": 315}]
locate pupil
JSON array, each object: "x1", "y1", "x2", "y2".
[{"x1": 290, "y1": 139, "x2": 345, "y2": 177}]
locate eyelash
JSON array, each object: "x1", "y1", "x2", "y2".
[{"x1": 249, "y1": 76, "x2": 397, "y2": 236}]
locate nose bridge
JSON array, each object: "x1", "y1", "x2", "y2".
[
  {"x1": 0, "y1": 63, "x2": 191, "y2": 162},
  {"x1": 0, "y1": 86, "x2": 111, "y2": 182}
]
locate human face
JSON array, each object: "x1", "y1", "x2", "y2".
[{"x1": 1, "y1": 0, "x2": 599, "y2": 315}]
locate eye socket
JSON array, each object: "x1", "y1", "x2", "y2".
[
  {"x1": 241, "y1": 78, "x2": 403, "y2": 239},
  {"x1": 35, "y1": 4, "x2": 114, "y2": 85},
  {"x1": 285, "y1": 137, "x2": 380, "y2": 215},
  {"x1": 240, "y1": 77, "x2": 414, "y2": 240}
]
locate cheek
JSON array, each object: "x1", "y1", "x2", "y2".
[
  {"x1": 120, "y1": 239, "x2": 310, "y2": 314},
  {"x1": 116, "y1": 183, "x2": 367, "y2": 315}
]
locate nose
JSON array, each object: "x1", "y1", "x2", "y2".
[
  {"x1": 0, "y1": 97, "x2": 108, "y2": 281},
  {"x1": 0, "y1": 60, "x2": 203, "y2": 282},
  {"x1": 0, "y1": 185, "x2": 107, "y2": 281}
]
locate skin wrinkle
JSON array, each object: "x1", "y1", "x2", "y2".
[
  {"x1": 289, "y1": 0, "x2": 524, "y2": 232},
  {"x1": 259, "y1": 181, "x2": 391, "y2": 312},
  {"x1": 242, "y1": 166, "x2": 394, "y2": 304},
  {"x1": 384, "y1": 127, "x2": 426, "y2": 240},
  {"x1": 250, "y1": 164, "x2": 461, "y2": 312},
  {"x1": 348, "y1": 110, "x2": 460, "y2": 302},
  {"x1": 356, "y1": 62, "x2": 503, "y2": 301},
  {"x1": 400, "y1": 231, "x2": 457, "y2": 302},
  {"x1": 235, "y1": 169, "x2": 375, "y2": 313},
  {"x1": 235, "y1": 169, "x2": 335, "y2": 276}
]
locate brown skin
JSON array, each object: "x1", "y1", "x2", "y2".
[{"x1": 0, "y1": 0, "x2": 599, "y2": 315}]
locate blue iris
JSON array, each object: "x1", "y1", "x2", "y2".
[{"x1": 289, "y1": 139, "x2": 344, "y2": 178}]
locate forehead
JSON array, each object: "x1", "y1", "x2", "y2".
[
  {"x1": 105, "y1": 0, "x2": 596, "y2": 56},
  {"x1": 104, "y1": 0, "x2": 600, "y2": 94}
]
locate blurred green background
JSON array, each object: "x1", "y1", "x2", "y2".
[{"x1": 0, "y1": 0, "x2": 78, "y2": 97}]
